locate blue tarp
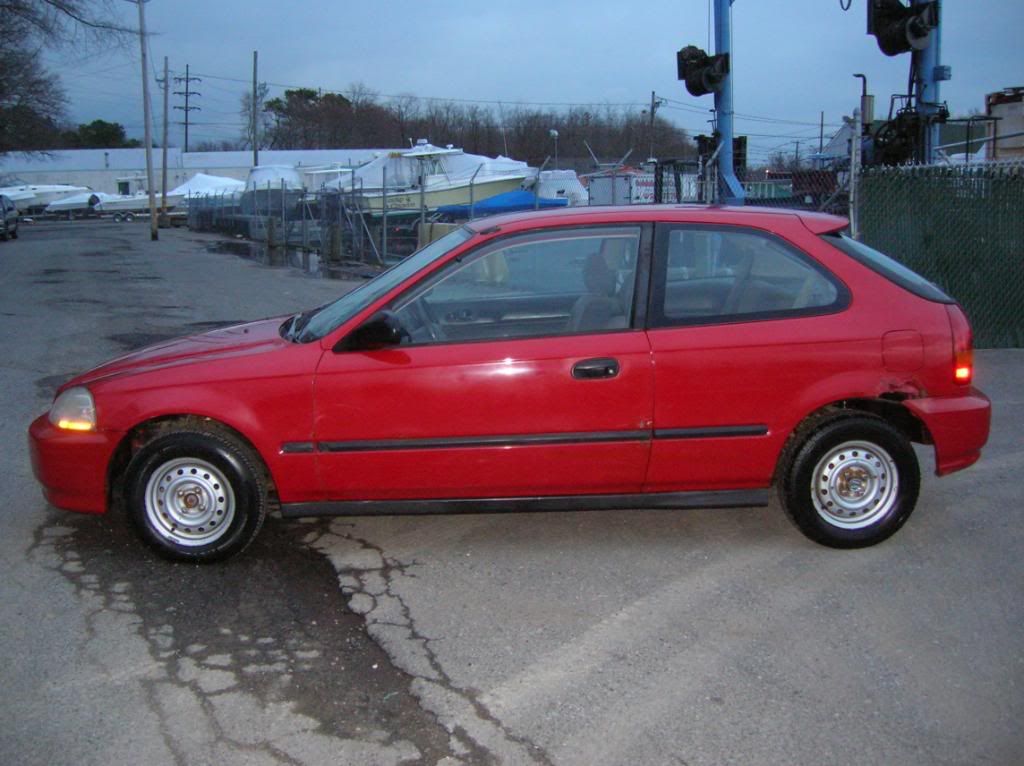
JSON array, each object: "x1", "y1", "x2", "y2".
[{"x1": 437, "y1": 190, "x2": 568, "y2": 218}]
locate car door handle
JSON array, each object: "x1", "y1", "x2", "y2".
[{"x1": 572, "y1": 358, "x2": 620, "y2": 380}]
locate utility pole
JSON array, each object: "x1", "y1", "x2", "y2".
[
  {"x1": 135, "y1": 0, "x2": 158, "y2": 241},
  {"x1": 818, "y1": 110, "x2": 824, "y2": 164},
  {"x1": 252, "y1": 51, "x2": 259, "y2": 167},
  {"x1": 161, "y1": 55, "x2": 169, "y2": 218},
  {"x1": 648, "y1": 90, "x2": 666, "y2": 161},
  {"x1": 173, "y1": 64, "x2": 201, "y2": 152}
]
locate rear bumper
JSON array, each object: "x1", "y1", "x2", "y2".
[
  {"x1": 28, "y1": 414, "x2": 123, "y2": 513},
  {"x1": 905, "y1": 389, "x2": 991, "y2": 476}
]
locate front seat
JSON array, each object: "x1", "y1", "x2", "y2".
[{"x1": 568, "y1": 253, "x2": 625, "y2": 332}]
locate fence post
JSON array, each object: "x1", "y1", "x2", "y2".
[
  {"x1": 382, "y1": 167, "x2": 388, "y2": 261},
  {"x1": 850, "y1": 107, "x2": 862, "y2": 240}
]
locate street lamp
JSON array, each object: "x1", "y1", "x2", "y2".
[{"x1": 549, "y1": 129, "x2": 559, "y2": 169}]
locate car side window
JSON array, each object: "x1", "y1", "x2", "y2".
[
  {"x1": 391, "y1": 227, "x2": 641, "y2": 345},
  {"x1": 652, "y1": 225, "x2": 844, "y2": 326}
]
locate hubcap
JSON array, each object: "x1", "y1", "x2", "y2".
[
  {"x1": 144, "y1": 457, "x2": 235, "y2": 546},
  {"x1": 811, "y1": 440, "x2": 899, "y2": 529}
]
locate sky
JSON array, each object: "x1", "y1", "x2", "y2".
[{"x1": 48, "y1": 0, "x2": 1024, "y2": 166}]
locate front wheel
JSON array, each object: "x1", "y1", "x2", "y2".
[
  {"x1": 779, "y1": 416, "x2": 920, "y2": 548},
  {"x1": 124, "y1": 427, "x2": 268, "y2": 562}
]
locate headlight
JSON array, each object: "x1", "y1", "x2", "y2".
[{"x1": 49, "y1": 387, "x2": 96, "y2": 431}]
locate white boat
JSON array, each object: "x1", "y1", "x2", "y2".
[
  {"x1": 245, "y1": 165, "x2": 304, "y2": 191},
  {"x1": 532, "y1": 169, "x2": 590, "y2": 206},
  {"x1": 239, "y1": 166, "x2": 305, "y2": 216},
  {"x1": 168, "y1": 173, "x2": 245, "y2": 200},
  {"x1": 45, "y1": 192, "x2": 118, "y2": 214},
  {"x1": 0, "y1": 183, "x2": 93, "y2": 213},
  {"x1": 327, "y1": 141, "x2": 534, "y2": 212},
  {"x1": 94, "y1": 192, "x2": 174, "y2": 215}
]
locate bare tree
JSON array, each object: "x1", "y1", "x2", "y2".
[
  {"x1": 0, "y1": 1, "x2": 131, "y2": 153},
  {"x1": 1, "y1": 1, "x2": 131, "y2": 47},
  {"x1": 239, "y1": 82, "x2": 271, "y2": 150}
]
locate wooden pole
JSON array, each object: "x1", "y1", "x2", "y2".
[
  {"x1": 161, "y1": 55, "x2": 169, "y2": 217},
  {"x1": 252, "y1": 51, "x2": 259, "y2": 168},
  {"x1": 137, "y1": 1, "x2": 158, "y2": 240}
]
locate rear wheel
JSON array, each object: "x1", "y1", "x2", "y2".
[
  {"x1": 779, "y1": 416, "x2": 920, "y2": 548},
  {"x1": 124, "y1": 427, "x2": 267, "y2": 562}
]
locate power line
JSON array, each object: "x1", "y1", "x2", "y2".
[{"x1": 173, "y1": 64, "x2": 201, "y2": 152}]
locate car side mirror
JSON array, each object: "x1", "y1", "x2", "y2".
[{"x1": 335, "y1": 311, "x2": 408, "y2": 352}]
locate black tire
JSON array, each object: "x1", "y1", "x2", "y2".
[
  {"x1": 779, "y1": 415, "x2": 920, "y2": 548},
  {"x1": 124, "y1": 427, "x2": 268, "y2": 562}
]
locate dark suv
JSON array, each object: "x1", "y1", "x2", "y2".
[{"x1": 0, "y1": 194, "x2": 19, "y2": 241}]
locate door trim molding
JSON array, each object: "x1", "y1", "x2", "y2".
[{"x1": 281, "y1": 489, "x2": 769, "y2": 518}]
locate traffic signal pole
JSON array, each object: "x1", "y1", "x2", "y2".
[
  {"x1": 912, "y1": 0, "x2": 947, "y2": 164},
  {"x1": 714, "y1": 0, "x2": 745, "y2": 204}
]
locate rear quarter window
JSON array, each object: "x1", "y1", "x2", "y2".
[{"x1": 823, "y1": 233, "x2": 955, "y2": 304}]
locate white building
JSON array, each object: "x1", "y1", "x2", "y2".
[{"x1": 986, "y1": 87, "x2": 1024, "y2": 160}]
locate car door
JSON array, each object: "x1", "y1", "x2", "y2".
[
  {"x1": 313, "y1": 224, "x2": 655, "y2": 501},
  {"x1": 644, "y1": 222, "x2": 854, "y2": 492}
]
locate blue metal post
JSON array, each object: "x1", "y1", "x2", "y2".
[
  {"x1": 912, "y1": 0, "x2": 948, "y2": 164},
  {"x1": 714, "y1": 0, "x2": 745, "y2": 204}
]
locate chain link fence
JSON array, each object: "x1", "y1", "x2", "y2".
[
  {"x1": 187, "y1": 183, "x2": 420, "y2": 272},
  {"x1": 740, "y1": 168, "x2": 849, "y2": 218},
  {"x1": 858, "y1": 162, "x2": 1024, "y2": 348}
]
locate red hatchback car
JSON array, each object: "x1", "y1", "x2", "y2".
[{"x1": 29, "y1": 206, "x2": 990, "y2": 561}]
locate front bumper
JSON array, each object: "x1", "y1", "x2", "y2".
[
  {"x1": 28, "y1": 414, "x2": 124, "y2": 513},
  {"x1": 905, "y1": 388, "x2": 992, "y2": 476}
]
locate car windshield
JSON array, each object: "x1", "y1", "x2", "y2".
[{"x1": 290, "y1": 226, "x2": 475, "y2": 342}]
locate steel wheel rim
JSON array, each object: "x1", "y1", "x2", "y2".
[
  {"x1": 144, "y1": 457, "x2": 235, "y2": 546},
  {"x1": 811, "y1": 440, "x2": 899, "y2": 529}
]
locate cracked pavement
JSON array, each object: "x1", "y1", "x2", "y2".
[{"x1": 3, "y1": 221, "x2": 1023, "y2": 765}]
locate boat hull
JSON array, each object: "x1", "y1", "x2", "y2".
[{"x1": 357, "y1": 176, "x2": 526, "y2": 212}]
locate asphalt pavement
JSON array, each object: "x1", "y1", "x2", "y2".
[{"x1": 1, "y1": 220, "x2": 1021, "y2": 766}]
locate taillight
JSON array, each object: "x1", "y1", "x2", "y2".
[{"x1": 946, "y1": 304, "x2": 973, "y2": 385}]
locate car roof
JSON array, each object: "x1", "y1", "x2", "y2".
[{"x1": 465, "y1": 204, "x2": 848, "y2": 236}]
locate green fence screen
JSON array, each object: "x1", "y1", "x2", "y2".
[{"x1": 859, "y1": 163, "x2": 1024, "y2": 348}]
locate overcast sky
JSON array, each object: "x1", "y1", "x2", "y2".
[{"x1": 50, "y1": 0, "x2": 1024, "y2": 164}]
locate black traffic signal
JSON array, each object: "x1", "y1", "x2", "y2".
[
  {"x1": 732, "y1": 135, "x2": 747, "y2": 170},
  {"x1": 867, "y1": 0, "x2": 938, "y2": 56},
  {"x1": 695, "y1": 134, "x2": 746, "y2": 170},
  {"x1": 676, "y1": 46, "x2": 729, "y2": 97}
]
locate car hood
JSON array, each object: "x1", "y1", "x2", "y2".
[{"x1": 66, "y1": 316, "x2": 292, "y2": 389}]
